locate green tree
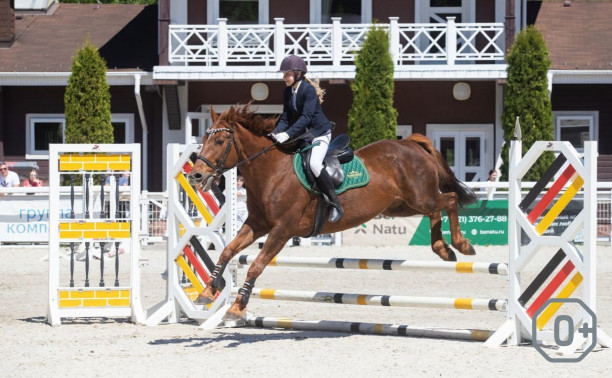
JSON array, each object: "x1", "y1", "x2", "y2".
[
  {"x1": 64, "y1": 41, "x2": 114, "y2": 144},
  {"x1": 501, "y1": 26, "x2": 554, "y2": 181},
  {"x1": 348, "y1": 25, "x2": 397, "y2": 150}
]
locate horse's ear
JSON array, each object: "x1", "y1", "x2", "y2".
[
  {"x1": 210, "y1": 106, "x2": 219, "y2": 123},
  {"x1": 227, "y1": 106, "x2": 236, "y2": 119}
]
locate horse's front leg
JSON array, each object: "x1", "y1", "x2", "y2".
[
  {"x1": 197, "y1": 221, "x2": 264, "y2": 304},
  {"x1": 224, "y1": 229, "x2": 291, "y2": 321}
]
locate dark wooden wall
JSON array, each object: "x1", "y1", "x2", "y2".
[
  {"x1": 552, "y1": 83, "x2": 612, "y2": 180},
  {"x1": 187, "y1": 0, "x2": 498, "y2": 25},
  {"x1": 0, "y1": 85, "x2": 164, "y2": 190},
  {"x1": 188, "y1": 80, "x2": 497, "y2": 137},
  {"x1": 552, "y1": 84, "x2": 612, "y2": 154}
]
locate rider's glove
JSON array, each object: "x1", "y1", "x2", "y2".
[{"x1": 273, "y1": 132, "x2": 290, "y2": 144}]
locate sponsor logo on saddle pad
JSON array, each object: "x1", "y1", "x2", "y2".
[{"x1": 346, "y1": 171, "x2": 362, "y2": 179}]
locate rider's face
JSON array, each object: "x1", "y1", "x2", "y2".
[{"x1": 282, "y1": 71, "x2": 295, "y2": 87}]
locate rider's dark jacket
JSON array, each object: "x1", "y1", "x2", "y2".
[{"x1": 273, "y1": 79, "x2": 331, "y2": 142}]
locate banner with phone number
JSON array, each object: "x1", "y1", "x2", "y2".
[{"x1": 409, "y1": 200, "x2": 509, "y2": 246}]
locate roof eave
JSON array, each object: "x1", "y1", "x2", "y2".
[
  {"x1": 550, "y1": 70, "x2": 612, "y2": 84},
  {"x1": 0, "y1": 71, "x2": 153, "y2": 86},
  {"x1": 152, "y1": 64, "x2": 509, "y2": 81}
]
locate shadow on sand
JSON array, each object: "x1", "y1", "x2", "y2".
[{"x1": 148, "y1": 329, "x2": 351, "y2": 348}]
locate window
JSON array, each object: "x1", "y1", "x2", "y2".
[
  {"x1": 554, "y1": 112, "x2": 598, "y2": 152},
  {"x1": 26, "y1": 114, "x2": 135, "y2": 158},
  {"x1": 428, "y1": 124, "x2": 492, "y2": 182},
  {"x1": 311, "y1": 0, "x2": 371, "y2": 23},
  {"x1": 431, "y1": 0, "x2": 462, "y2": 7},
  {"x1": 322, "y1": 0, "x2": 361, "y2": 23},
  {"x1": 396, "y1": 125, "x2": 412, "y2": 139},
  {"x1": 187, "y1": 105, "x2": 282, "y2": 144},
  {"x1": 26, "y1": 116, "x2": 66, "y2": 157},
  {"x1": 417, "y1": 0, "x2": 474, "y2": 23},
  {"x1": 111, "y1": 115, "x2": 135, "y2": 144},
  {"x1": 220, "y1": 0, "x2": 258, "y2": 24},
  {"x1": 208, "y1": 0, "x2": 268, "y2": 24}
]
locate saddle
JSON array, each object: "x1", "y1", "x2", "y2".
[
  {"x1": 300, "y1": 134, "x2": 354, "y2": 189},
  {"x1": 299, "y1": 134, "x2": 355, "y2": 237}
]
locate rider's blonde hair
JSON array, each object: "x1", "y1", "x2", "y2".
[{"x1": 305, "y1": 77, "x2": 326, "y2": 104}]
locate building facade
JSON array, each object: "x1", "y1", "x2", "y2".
[
  {"x1": 155, "y1": 0, "x2": 519, "y2": 184},
  {"x1": 1, "y1": 1, "x2": 611, "y2": 190}
]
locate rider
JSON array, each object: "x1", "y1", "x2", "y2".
[{"x1": 270, "y1": 55, "x2": 343, "y2": 223}]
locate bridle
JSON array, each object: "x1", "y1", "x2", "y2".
[
  {"x1": 196, "y1": 125, "x2": 235, "y2": 177},
  {"x1": 195, "y1": 121, "x2": 279, "y2": 179}
]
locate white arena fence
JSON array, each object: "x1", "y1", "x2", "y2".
[{"x1": 2, "y1": 183, "x2": 612, "y2": 245}]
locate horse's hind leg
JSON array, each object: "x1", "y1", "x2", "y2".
[
  {"x1": 429, "y1": 211, "x2": 457, "y2": 261},
  {"x1": 440, "y1": 192, "x2": 475, "y2": 256},
  {"x1": 224, "y1": 230, "x2": 291, "y2": 321}
]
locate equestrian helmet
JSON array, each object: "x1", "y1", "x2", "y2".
[{"x1": 278, "y1": 55, "x2": 307, "y2": 73}]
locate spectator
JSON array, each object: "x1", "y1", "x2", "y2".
[
  {"x1": 236, "y1": 174, "x2": 248, "y2": 227},
  {"x1": 0, "y1": 161, "x2": 20, "y2": 188},
  {"x1": 23, "y1": 169, "x2": 44, "y2": 187},
  {"x1": 105, "y1": 172, "x2": 130, "y2": 186},
  {"x1": 487, "y1": 169, "x2": 498, "y2": 182},
  {"x1": 486, "y1": 169, "x2": 498, "y2": 198}
]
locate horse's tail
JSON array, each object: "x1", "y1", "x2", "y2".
[{"x1": 407, "y1": 134, "x2": 477, "y2": 207}]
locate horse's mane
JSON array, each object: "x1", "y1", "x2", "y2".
[{"x1": 221, "y1": 104, "x2": 278, "y2": 136}]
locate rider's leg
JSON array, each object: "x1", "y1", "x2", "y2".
[{"x1": 310, "y1": 133, "x2": 343, "y2": 223}]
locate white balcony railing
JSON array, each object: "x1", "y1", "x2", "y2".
[{"x1": 168, "y1": 17, "x2": 505, "y2": 68}]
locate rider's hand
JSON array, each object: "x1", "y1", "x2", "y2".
[{"x1": 273, "y1": 132, "x2": 290, "y2": 144}]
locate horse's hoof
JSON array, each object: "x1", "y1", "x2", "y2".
[
  {"x1": 195, "y1": 294, "x2": 214, "y2": 305},
  {"x1": 222, "y1": 317, "x2": 247, "y2": 328},
  {"x1": 460, "y1": 242, "x2": 476, "y2": 256},
  {"x1": 223, "y1": 307, "x2": 247, "y2": 322}
]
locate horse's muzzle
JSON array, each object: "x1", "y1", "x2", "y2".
[{"x1": 188, "y1": 171, "x2": 215, "y2": 191}]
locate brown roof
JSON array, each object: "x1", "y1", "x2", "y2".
[
  {"x1": 530, "y1": 1, "x2": 612, "y2": 70},
  {"x1": 0, "y1": 3, "x2": 157, "y2": 72}
]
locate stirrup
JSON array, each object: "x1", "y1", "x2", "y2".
[{"x1": 328, "y1": 203, "x2": 343, "y2": 223}]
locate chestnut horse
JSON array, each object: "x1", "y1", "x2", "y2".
[{"x1": 188, "y1": 105, "x2": 477, "y2": 321}]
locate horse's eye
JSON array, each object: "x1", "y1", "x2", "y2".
[{"x1": 215, "y1": 138, "x2": 224, "y2": 146}]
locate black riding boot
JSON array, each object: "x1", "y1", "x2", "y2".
[{"x1": 316, "y1": 170, "x2": 344, "y2": 223}]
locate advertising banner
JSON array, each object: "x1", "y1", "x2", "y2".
[
  {"x1": 409, "y1": 200, "x2": 509, "y2": 246},
  {"x1": 0, "y1": 196, "x2": 72, "y2": 243},
  {"x1": 342, "y1": 200, "x2": 509, "y2": 246},
  {"x1": 342, "y1": 214, "x2": 423, "y2": 246}
]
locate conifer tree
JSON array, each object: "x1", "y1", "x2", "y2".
[
  {"x1": 501, "y1": 26, "x2": 553, "y2": 180},
  {"x1": 348, "y1": 25, "x2": 397, "y2": 150},
  {"x1": 64, "y1": 41, "x2": 114, "y2": 144}
]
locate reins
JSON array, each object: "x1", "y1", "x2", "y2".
[{"x1": 196, "y1": 120, "x2": 333, "y2": 178}]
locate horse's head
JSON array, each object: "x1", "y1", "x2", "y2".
[
  {"x1": 188, "y1": 105, "x2": 277, "y2": 190},
  {"x1": 188, "y1": 106, "x2": 241, "y2": 190}
]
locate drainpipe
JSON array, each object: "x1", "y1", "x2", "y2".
[
  {"x1": 547, "y1": 71, "x2": 554, "y2": 98},
  {"x1": 505, "y1": 0, "x2": 516, "y2": 54},
  {"x1": 134, "y1": 74, "x2": 148, "y2": 190}
]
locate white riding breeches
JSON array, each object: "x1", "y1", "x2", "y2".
[{"x1": 310, "y1": 133, "x2": 331, "y2": 177}]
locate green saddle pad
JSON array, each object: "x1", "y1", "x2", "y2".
[{"x1": 292, "y1": 153, "x2": 370, "y2": 195}]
